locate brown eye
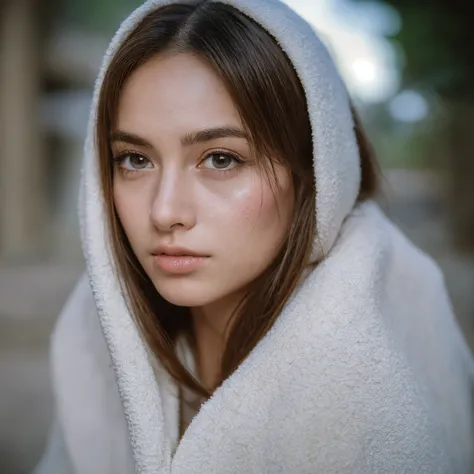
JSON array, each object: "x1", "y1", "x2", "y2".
[
  {"x1": 118, "y1": 153, "x2": 153, "y2": 170},
  {"x1": 201, "y1": 152, "x2": 242, "y2": 171}
]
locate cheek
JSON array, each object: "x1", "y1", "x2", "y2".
[
  {"x1": 213, "y1": 173, "x2": 293, "y2": 247},
  {"x1": 113, "y1": 182, "x2": 147, "y2": 248}
]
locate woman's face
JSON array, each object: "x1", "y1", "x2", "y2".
[{"x1": 112, "y1": 53, "x2": 294, "y2": 309}]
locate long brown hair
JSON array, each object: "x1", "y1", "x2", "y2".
[{"x1": 96, "y1": 0, "x2": 378, "y2": 398}]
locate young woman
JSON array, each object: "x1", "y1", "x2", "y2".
[{"x1": 34, "y1": 0, "x2": 474, "y2": 472}]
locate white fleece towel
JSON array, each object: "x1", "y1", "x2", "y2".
[
  {"x1": 44, "y1": 202, "x2": 474, "y2": 473},
  {"x1": 35, "y1": 0, "x2": 474, "y2": 472}
]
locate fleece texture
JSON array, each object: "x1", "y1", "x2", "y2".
[{"x1": 35, "y1": 0, "x2": 474, "y2": 473}]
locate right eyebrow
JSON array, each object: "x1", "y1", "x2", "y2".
[{"x1": 109, "y1": 131, "x2": 153, "y2": 148}]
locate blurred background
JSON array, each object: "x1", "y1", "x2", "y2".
[{"x1": 1, "y1": 0, "x2": 473, "y2": 472}]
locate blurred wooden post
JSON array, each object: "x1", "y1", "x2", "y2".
[
  {"x1": 447, "y1": 100, "x2": 474, "y2": 253},
  {"x1": 0, "y1": 0, "x2": 47, "y2": 259}
]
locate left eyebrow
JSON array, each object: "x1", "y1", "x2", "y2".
[{"x1": 181, "y1": 127, "x2": 247, "y2": 146}]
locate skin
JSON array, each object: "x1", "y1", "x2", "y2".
[{"x1": 111, "y1": 53, "x2": 294, "y2": 388}]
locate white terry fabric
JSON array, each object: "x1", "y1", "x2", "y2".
[{"x1": 35, "y1": 0, "x2": 474, "y2": 473}]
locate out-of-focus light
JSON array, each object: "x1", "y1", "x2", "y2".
[
  {"x1": 332, "y1": 0, "x2": 401, "y2": 37},
  {"x1": 388, "y1": 90, "x2": 430, "y2": 123},
  {"x1": 336, "y1": 36, "x2": 399, "y2": 103},
  {"x1": 351, "y1": 58, "x2": 377, "y2": 84},
  {"x1": 283, "y1": 0, "x2": 400, "y2": 104}
]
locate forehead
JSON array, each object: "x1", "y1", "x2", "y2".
[{"x1": 116, "y1": 53, "x2": 243, "y2": 133}]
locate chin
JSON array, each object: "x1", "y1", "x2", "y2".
[{"x1": 151, "y1": 276, "x2": 224, "y2": 308}]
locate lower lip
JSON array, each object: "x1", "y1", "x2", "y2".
[{"x1": 154, "y1": 254, "x2": 208, "y2": 274}]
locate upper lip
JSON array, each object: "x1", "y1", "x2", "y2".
[{"x1": 152, "y1": 245, "x2": 208, "y2": 257}]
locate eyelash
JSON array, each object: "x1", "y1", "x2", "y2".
[
  {"x1": 111, "y1": 151, "x2": 149, "y2": 177},
  {"x1": 202, "y1": 149, "x2": 245, "y2": 174},
  {"x1": 111, "y1": 149, "x2": 245, "y2": 176}
]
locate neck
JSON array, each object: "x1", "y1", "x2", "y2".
[{"x1": 191, "y1": 292, "x2": 244, "y2": 391}]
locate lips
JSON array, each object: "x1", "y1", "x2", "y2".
[
  {"x1": 152, "y1": 246, "x2": 207, "y2": 258},
  {"x1": 153, "y1": 253, "x2": 208, "y2": 274},
  {"x1": 158, "y1": 252, "x2": 195, "y2": 257}
]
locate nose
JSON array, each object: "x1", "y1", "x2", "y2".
[{"x1": 149, "y1": 169, "x2": 196, "y2": 232}]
